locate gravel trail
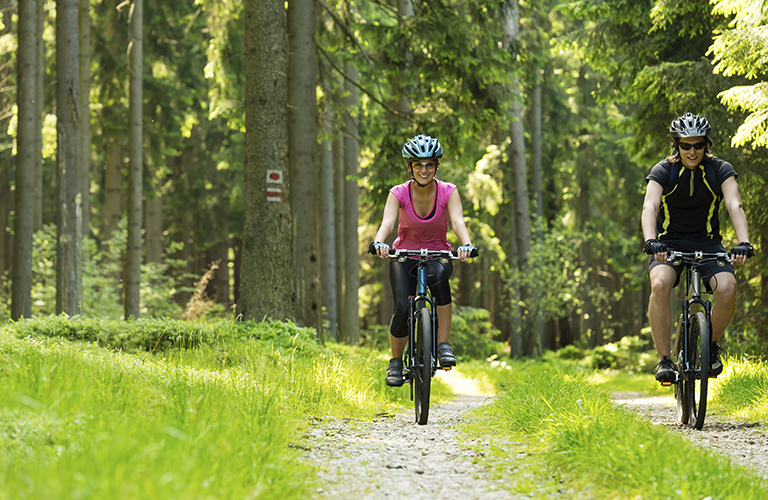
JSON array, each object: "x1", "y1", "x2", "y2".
[
  {"x1": 302, "y1": 370, "x2": 533, "y2": 500},
  {"x1": 301, "y1": 374, "x2": 768, "y2": 499},
  {"x1": 613, "y1": 392, "x2": 768, "y2": 479}
]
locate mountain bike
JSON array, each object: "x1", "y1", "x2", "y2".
[
  {"x1": 369, "y1": 245, "x2": 479, "y2": 425},
  {"x1": 668, "y1": 250, "x2": 729, "y2": 430}
]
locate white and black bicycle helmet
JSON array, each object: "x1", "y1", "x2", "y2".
[
  {"x1": 669, "y1": 112, "x2": 711, "y2": 138},
  {"x1": 402, "y1": 134, "x2": 443, "y2": 161}
]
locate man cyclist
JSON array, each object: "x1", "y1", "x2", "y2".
[{"x1": 642, "y1": 112, "x2": 753, "y2": 384}]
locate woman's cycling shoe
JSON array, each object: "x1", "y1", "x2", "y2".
[
  {"x1": 386, "y1": 358, "x2": 405, "y2": 387},
  {"x1": 437, "y1": 342, "x2": 457, "y2": 367}
]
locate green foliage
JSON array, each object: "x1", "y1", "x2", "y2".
[
  {"x1": 0, "y1": 224, "x2": 188, "y2": 320},
  {"x1": 462, "y1": 359, "x2": 768, "y2": 498},
  {"x1": 580, "y1": 335, "x2": 651, "y2": 371},
  {"x1": 6, "y1": 315, "x2": 318, "y2": 355},
  {"x1": 709, "y1": 356, "x2": 768, "y2": 422},
  {"x1": 0, "y1": 317, "x2": 424, "y2": 498},
  {"x1": 450, "y1": 306, "x2": 505, "y2": 360}
]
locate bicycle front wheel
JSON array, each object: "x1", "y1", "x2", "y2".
[
  {"x1": 672, "y1": 314, "x2": 689, "y2": 425},
  {"x1": 414, "y1": 307, "x2": 432, "y2": 425},
  {"x1": 686, "y1": 311, "x2": 710, "y2": 429}
]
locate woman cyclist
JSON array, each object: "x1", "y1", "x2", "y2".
[{"x1": 372, "y1": 134, "x2": 474, "y2": 387}]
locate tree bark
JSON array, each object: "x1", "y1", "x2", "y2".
[
  {"x1": 12, "y1": 0, "x2": 37, "y2": 319},
  {"x1": 34, "y1": 0, "x2": 45, "y2": 231},
  {"x1": 502, "y1": 0, "x2": 535, "y2": 356},
  {"x1": 341, "y1": 61, "x2": 360, "y2": 345},
  {"x1": 333, "y1": 135, "x2": 345, "y2": 330},
  {"x1": 239, "y1": 0, "x2": 295, "y2": 321},
  {"x1": 144, "y1": 186, "x2": 162, "y2": 263},
  {"x1": 288, "y1": 0, "x2": 322, "y2": 334},
  {"x1": 55, "y1": 0, "x2": 82, "y2": 316},
  {"x1": 320, "y1": 103, "x2": 338, "y2": 339},
  {"x1": 124, "y1": 0, "x2": 143, "y2": 319},
  {"x1": 79, "y1": 0, "x2": 91, "y2": 236}
]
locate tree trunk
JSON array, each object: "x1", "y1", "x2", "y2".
[
  {"x1": 502, "y1": 0, "x2": 535, "y2": 356},
  {"x1": 34, "y1": 0, "x2": 45, "y2": 231},
  {"x1": 125, "y1": 0, "x2": 143, "y2": 319},
  {"x1": 239, "y1": 0, "x2": 294, "y2": 321},
  {"x1": 334, "y1": 135, "x2": 345, "y2": 331},
  {"x1": 12, "y1": 0, "x2": 37, "y2": 320},
  {"x1": 144, "y1": 187, "x2": 162, "y2": 263},
  {"x1": 79, "y1": 0, "x2": 91, "y2": 236},
  {"x1": 102, "y1": 136, "x2": 122, "y2": 238},
  {"x1": 288, "y1": 0, "x2": 322, "y2": 334},
  {"x1": 341, "y1": 61, "x2": 360, "y2": 345},
  {"x1": 55, "y1": 0, "x2": 82, "y2": 316},
  {"x1": 320, "y1": 104, "x2": 338, "y2": 340}
]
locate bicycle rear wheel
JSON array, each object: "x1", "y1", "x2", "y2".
[
  {"x1": 672, "y1": 314, "x2": 689, "y2": 425},
  {"x1": 686, "y1": 311, "x2": 710, "y2": 429},
  {"x1": 414, "y1": 307, "x2": 432, "y2": 425}
]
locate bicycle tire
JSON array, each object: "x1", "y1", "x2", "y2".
[
  {"x1": 672, "y1": 314, "x2": 689, "y2": 425},
  {"x1": 688, "y1": 311, "x2": 710, "y2": 429},
  {"x1": 414, "y1": 307, "x2": 432, "y2": 425}
]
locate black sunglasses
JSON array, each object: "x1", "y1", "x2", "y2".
[{"x1": 679, "y1": 141, "x2": 706, "y2": 151}]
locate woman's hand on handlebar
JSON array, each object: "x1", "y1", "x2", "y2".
[
  {"x1": 371, "y1": 241, "x2": 390, "y2": 259},
  {"x1": 457, "y1": 244, "x2": 474, "y2": 262}
]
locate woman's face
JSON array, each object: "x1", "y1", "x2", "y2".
[
  {"x1": 679, "y1": 136, "x2": 706, "y2": 169},
  {"x1": 410, "y1": 160, "x2": 438, "y2": 184}
]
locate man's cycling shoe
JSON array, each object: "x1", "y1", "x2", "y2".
[
  {"x1": 653, "y1": 355, "x2": 676, "y2": 385},
  {"x1": 710, "y1": 342, "x2": 724, "y2": 378},
  {"x1": 386, "y1": 358, "x2": 405, "y2": 387},
  {"x1": 437, "y1": 342, "x2": 457, "y2": 367}
]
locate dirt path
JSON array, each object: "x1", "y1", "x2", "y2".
[
  {"x1": 302, "y1": 370, "x2": 532, "y2": 499},
  {"x1": 613, "y1": 392, "x2": 768, "y2": 479}
]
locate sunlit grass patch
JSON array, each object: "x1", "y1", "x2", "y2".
[
  {"x1": 709, "y1": 356, "x2": 768, "y2": 422},
  {"x1": 0, "y1": 330, "x2": 314, "y2": 499},
  {"x1": 460, "y1": 360, "x2": 768, "y2": 499}
]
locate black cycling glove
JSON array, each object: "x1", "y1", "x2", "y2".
[
  {"x1": 731, "y1": 242, "x2": 755, "y2": 258},
  {"x1": 643, "y1": 239, "x2": 667, "y2": 255}
]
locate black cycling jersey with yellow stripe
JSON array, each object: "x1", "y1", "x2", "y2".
[{"x1": 645, "y1": 157, "x2": 737, "y2": 242}]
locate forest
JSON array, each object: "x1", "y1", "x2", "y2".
[{"x1": 2, "y1": 0, "x2": 767, "y2": 358}]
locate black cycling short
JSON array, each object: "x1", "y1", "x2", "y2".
[
  {"x1": 648, "y1": 238, "x2": 734, "y2": 292},
  {"x1": 388, "y1": 258, "x2": 453, "y2": 338}
]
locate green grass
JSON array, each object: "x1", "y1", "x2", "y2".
[
  {"x1": 0, "y1": 316, "x2": 432, "y2": 499},
  {"x1": 460, "y1": 358, "x2": 768, "y2": 499},
  {"x1": 708, "y1": 355, "x2": 768, "y2": 422}
]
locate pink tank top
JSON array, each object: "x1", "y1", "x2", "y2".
[{"x1": 391, "y1": 179, "x2": 456, "y2": 251}]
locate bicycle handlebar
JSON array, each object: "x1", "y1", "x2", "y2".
[
  {"x1": 666, "y1": 250, "x2": 730, "y2": 265},
  {"x1": 367, "y1": 243, "x2": 479, "y2": 259}
]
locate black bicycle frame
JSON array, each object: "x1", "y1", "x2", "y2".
[
  {"x1": 678, "y1": 264, "x2": 713, "y2": 380},
  {"x1": 406, "y1": 260, "x2": 438, "y2": 376}
]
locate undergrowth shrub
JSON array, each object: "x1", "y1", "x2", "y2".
[{"x1": 7, "y1": 315, "x2": 319, "y2": 354}]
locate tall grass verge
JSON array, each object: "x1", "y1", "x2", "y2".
[
  {"x1": 0, "y1": 317, "x2": 434, "y2": 499},
  {"x1": 709, "y1": 355, "x2": 768, "y2": 422},
  {"x1": 461, "y1": 361, "x2": 768, "y2": 499}
]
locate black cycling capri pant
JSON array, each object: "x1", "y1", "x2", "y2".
[
  {"x1": 389, "y1": 258, "x2": 453, "y2": 338},
  {"x1": 648, "y1": 238, "x2": 734, "y2": 293}
]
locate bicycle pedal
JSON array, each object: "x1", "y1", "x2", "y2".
[
  {"x1": 660, "y1": 381, "x2": 672, "y2": 386},
  {"x1": 441, "y1": 366, "x2": 452, "y2": 371}
]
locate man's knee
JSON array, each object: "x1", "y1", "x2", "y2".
[
  {"x1": 649, "y1": 275, "x2": 674, "y2": 296},
  {"x1": 713, "y1": 273, "x2": 737, "y2": 301}
]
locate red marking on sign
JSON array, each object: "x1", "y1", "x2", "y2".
[{"x1": 266, "y1": 191, "x2": 281, "y2": 197}]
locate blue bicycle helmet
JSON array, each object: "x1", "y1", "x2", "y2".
[
  {"x1": 669, "y1": 113, "x2": 711, "y2": 138},
  {"x1": 402, "y1": 134, "x2": 443, "y2": 161}
]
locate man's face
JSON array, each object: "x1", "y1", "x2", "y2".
[{"x1": 679, "y1": 136, "x2": 706, "y2": 169}]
